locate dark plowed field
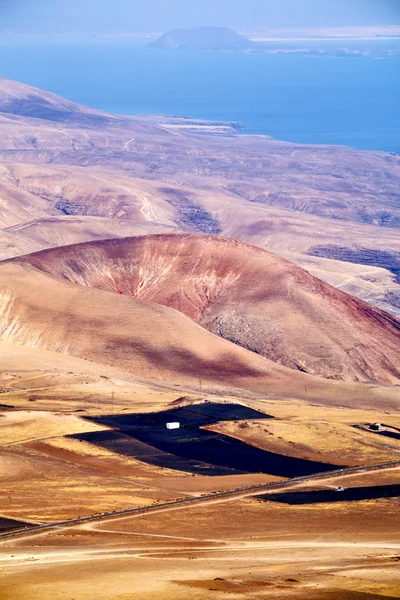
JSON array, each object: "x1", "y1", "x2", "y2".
[
  {"x1": 75, "y1": 403, "x2": 339, "y2": 478},
  {"x1": 72, "y1": 430, "x2": 241, "y2": 475},
  {"x1": 375, "y1": 430, "x2": 400, "y2": 441},
  {"x1": 354, "y1": 424, "x2": 400, "y2": 442},
  {"x1": 0, "y1": 517, "x2": 31, "y2": 532},
  {"x1": 286, "y1": 592, "x2": 400, "y2": 600},
  {"x1": 257, "y1": 484, "x2": 400, "y2": 505},
  {"x1": 308, "y1": 246, "x2": 400, "y2": 282},
  {"x1": 86, "y1": 403, "x2": 273, "y2": 429}
]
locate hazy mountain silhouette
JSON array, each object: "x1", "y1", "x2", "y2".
[{"x1": 150, "y1": 27, "x2": 257, "y2": 51}]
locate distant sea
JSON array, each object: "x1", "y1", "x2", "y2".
[{"x1": 1, "y1": 39, "x2": 400, "y2": 153}]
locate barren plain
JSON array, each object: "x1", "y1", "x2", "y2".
[{"x1": 1, "y1": 380, "x2": 399, "y2": 600}]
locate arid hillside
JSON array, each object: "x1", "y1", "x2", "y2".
[
  {"x1": 0, "y1": 77, "x2": 399, "y2": 318},
  {"x1": 8, "y1": 234, "x2": 400, "y2": 385},
  {"x1": 0, "y1": 77, "x2": 398, "y2": 229},
  {"x1": 0, "y1": 76, "x2": 120, "y2": 124}
]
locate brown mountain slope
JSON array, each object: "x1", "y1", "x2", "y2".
[
  {"x1": 0, "y1": 261, "x2": 399, "y2": 411},
  {"x1": 0, "y1": 76, "x2": 117, "y2": 125},
  {"x1": 0, "y1": 162, "x2": 176, "y2": 224},
  {"x1": 0, "y1": 260, "x2": 331, "y2": 404},
  {"x1": 0, "y1": 261, "x2": 270, "y2": 385},
  {"x1": 11, "y1": 234, "x2": 400, "y2": 384}
]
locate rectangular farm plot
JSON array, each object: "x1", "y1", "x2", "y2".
[
  {"x1": 376, "y1": 430, "x2": 400, "y2": 441},
  {"x1": 354, "y1": 424, "x2": 400, "y2": 442},
  {"x1": 0, "y1": 517, "x2": 31, "y2": 532},
  {"x1": 75, "y1": 403, "x2": 339, "y2": 478},
  {"x1": 120, "y1": 425, "x2": 339, "y2": 478},
  {"x1": 86, "y1": 403, "x2": 274, "y2": 429},
  {"x1": 72, "y1": 430, "x2": 242, "y2": 475},
  {"x1": 257, "y1": 484, "x2": 400, "y2": 505}
]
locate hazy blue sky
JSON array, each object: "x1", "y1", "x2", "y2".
[{"x1": 1, "y1": 0, "x2": 400, "y2": 33}]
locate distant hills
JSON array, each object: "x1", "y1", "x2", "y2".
[
  {"x1": 150, "y1": 26, "x2": 257, "y2": 51},
  {"x1": 149, "y1": 28, "x2": 400, "y2": 57},
  {"x1": 0, "y1": 76, "x2": 115, "y2": 125},
  {"x1": 0, "y1": 76, "x2": 399, "y2": 322}
]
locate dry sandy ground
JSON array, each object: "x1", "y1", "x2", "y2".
[
  {"x1": 0, "y1": 351, "x2": 399, "y2": 599},
  {"x1": 0, "y1": 476, "x2": 399, "y2": 600},
  {"x1": 0, "y1": 373, "x2": 399, "y2": 512},
  {"x1": 2, "y1": 395, "x2": 399, "y2": 522}
]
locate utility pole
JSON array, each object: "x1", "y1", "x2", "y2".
[
  {"x1": 111, "y1": 391, "x2": 115, "y2": 415},
  {"x1": 199, "y1": 379, "x2": 202, "y2": 395}
]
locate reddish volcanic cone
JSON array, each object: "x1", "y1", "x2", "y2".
[{"x1": 11, "y1": 233, "x2": 400, "y2": 384}]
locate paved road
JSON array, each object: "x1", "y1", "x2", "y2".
[{"x1": 1, "y1": 460, "x2": 398, "y2": 542}]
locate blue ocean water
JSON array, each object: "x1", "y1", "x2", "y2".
[{"x1": 1, "y1": 40, "x2": 399, "y2": 153}]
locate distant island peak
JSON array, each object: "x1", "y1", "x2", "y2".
[{"x1": 150, "y1": 26, "x2": 257, "y2": 51}]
